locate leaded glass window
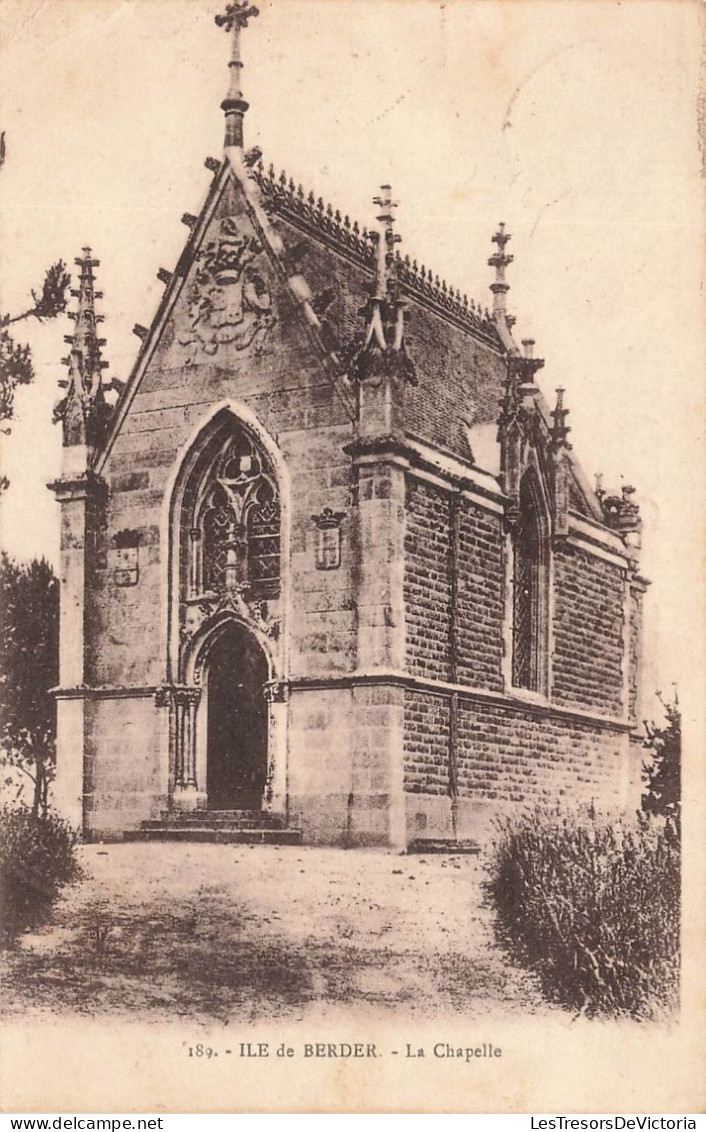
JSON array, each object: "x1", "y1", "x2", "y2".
[
  {"x1": 202, "y1": 485, "x2": 238, "y2": 594},
  {"x1": 246, "y1": 481, "x2": 281, "y2": 596}
]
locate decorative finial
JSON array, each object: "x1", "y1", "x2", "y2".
[
  {"x1": 503, "y1": 336, "x2": 544, "y2": 401},
  {"x1": 54, "y1": 248, "x2": 111, "y2": 451},
  {"x1": 488, "y1": 222, "x2": 513, "y2": 317},
  {"x1": 215, "y1": 1, "x2": 260, "y2": 150},
  {"x1": 550, "y1": 387, "x2": 571, "y2": 449},
  {"x1": 372, "y1": 184, "x2": 401, "y2": 301},
  {"x1": 600, "y1": 483, "x2": 641, "y2": 543},
  {"x1": 341, "y1": 185, "x2": 415, "y2": 386}
]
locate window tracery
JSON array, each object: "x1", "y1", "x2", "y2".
[{"x1": 188, "y1": 429, "x2": 281, "y2": 601}]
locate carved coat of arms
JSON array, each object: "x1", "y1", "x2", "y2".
[{"x1": 179, "y1": 216, "x2": 276, "y2": 360}]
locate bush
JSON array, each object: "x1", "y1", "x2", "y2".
[
  {"x1": 643, "y1": 691, "x2": 681, "y2": 823},
  {"x1": 485, "y1": 806, "x2": 680, "y2": 1020},
  {"x1": 0, "y1": 554, "x2": 59, "y2": 815},
  {"x1": 0, "y1": 805, "x2": 80, "y2": 939}
]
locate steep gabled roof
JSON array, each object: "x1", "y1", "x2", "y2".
[
  {"x1": 90, "y1": 148, "x2": 615, "y2": 536},
  {"x1": 251, "y1": 162, "x2": 503, "y2": 352},
  {"x1": 95, "y1": 148, "x2": 510, "y2": 472}
]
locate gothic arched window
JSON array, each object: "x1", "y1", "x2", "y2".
[
  {"x1": 189, "y1": 429, "x2": 281, "y2": 601},
  {"x1": 512, "y1": 471, "x2": 549, "y2": 693}
]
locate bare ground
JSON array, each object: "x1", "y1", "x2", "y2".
[{"x1": 0, "y1": 843, "x2": 564, "y2": 1025}]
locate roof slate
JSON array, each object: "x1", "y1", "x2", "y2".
[{"x1": 255, "y1": 162, "x2": 509, "y2": 462}]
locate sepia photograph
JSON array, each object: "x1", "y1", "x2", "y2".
[{"x1": 0, "y1": 0, "x2": 704, "y2": 1115}]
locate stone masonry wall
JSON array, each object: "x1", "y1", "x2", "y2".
[
  {"x1": 403, "y1": 690, "x2": 451, "y2": 795},
  {"x1": 552, "y1": 543, "x2": 625, "y2": 717},
  {"x1": 455, "y1": 498, "x2": 504, "y2": 690},
  {"x1": 455, "y1": 698, "x2": 623, "y2": 806},
  {"x1": 287, "y1": 682, "x2": 406, "y2": 848},
  {"x1": 404, "y1": 483, "x2": 505, "y2": 691},
  {"x1": 404, "y1": 688, "x2": 625, "y2": 809},
  {"x1": 404, "y1": 480, "x2": 452, "y2": 680},
  {"x1": 83, "y1": 694, "x2": 168, "y2": 836}
]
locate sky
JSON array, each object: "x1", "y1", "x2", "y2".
[{"x1": 0, "y1": 0, "x2": 703, "y2": 712}]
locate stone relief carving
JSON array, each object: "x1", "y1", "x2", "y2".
[
  {"x1": 311, "y1": 508, "x2": 345, "y2": 570},
  {"x1": 179, "y1": 216, "x2": 276, "y2": 361},
  {"x1": 182, "y1": 591, "x2": 280, "y2": 673}
]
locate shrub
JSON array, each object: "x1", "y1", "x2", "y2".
[
  {"x1": 485, "y1": 806, "x2": 680, "y2": 1020},
  {"x1": 0, "y1": 554, "x2": 59, "y2": 815},
  {"x1": 643, "y1": 691, "x2": 681, "y2": 823},
  {"x1": 0, "y1": 805, "x2": 80, "y2": 939}
]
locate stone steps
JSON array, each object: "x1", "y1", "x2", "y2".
[
  {"x1": 187, "y1": 810, "x2": 279, "y2": 821},
  {"x1": 130, "y1": 808, "x2": 301, "y2": 845},
  {"x1": 141, "y1": 812, "x2": 286, "y2": 832},
  {"x1": 127, "y1": 826, "x2": 302, "y2": 846}
]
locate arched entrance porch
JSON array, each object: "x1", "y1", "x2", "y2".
[{"x1": 170, "y1": 611, "x2": 288, "y2": 818}]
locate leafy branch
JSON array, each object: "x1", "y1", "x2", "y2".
[
  {"x1": 2, "y1": 260, "x2": 71, "y2": 327},
  {"x1": 0, "y1": 131, "x2": 71, "y2": 490}
]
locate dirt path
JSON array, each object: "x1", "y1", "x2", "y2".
[{"x1": 1, "y1": 843, "x2": 562, "y2": 1024}]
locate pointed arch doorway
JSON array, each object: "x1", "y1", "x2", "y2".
[{"x1": 205, "y1": 622, "x2": 269, "y2": 811}]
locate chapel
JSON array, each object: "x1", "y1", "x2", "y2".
[{"x1": 49, "y1": 2, "x2": 648, "y2": 847}]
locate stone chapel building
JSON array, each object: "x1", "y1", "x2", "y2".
[{"x1": 50, "y1": 2, "x2": 647, "y2": 847}]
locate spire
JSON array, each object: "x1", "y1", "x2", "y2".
[
  {"x1": 488, "y1": 222, "x2": 513, "y2": 317},
  {"x1": 215, "y1": 1, "x2": 260, "y2": 150},
  {"x1": 54, "y1": 248, "x2": 111, "y2": 452},
  {"x1": 343, "y1": 185, "x2": 415, "y2": 385}
]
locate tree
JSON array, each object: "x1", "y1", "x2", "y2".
[
  {"x1": 0, "y1": 131, "x2": 70, "y2": 493},
  {"x1": 642, "y1": 690, "x2": 681, "y2": 823},
  {"x1": 0, "y1": 554, "x2": 60, "y2": 815}
]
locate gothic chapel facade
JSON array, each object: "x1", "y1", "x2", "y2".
[{"x1": 50, "y1": 3, "x2": 647, "y2": 847}]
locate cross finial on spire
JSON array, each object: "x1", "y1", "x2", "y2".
[
  {"x1": 216, "y1": 1, "x2": 260, "y2": 150},
  {"x1": 488, "y1": 222, "x2": 513, "y2": 317}
]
